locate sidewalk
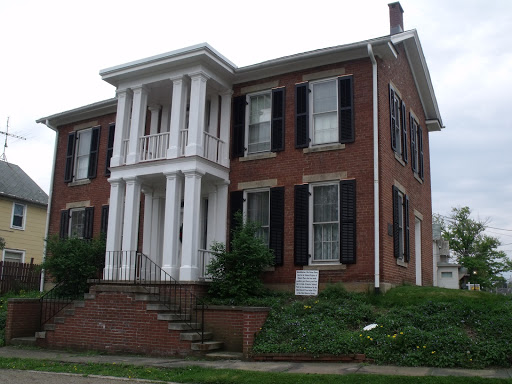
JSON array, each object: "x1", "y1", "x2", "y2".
[{"x1": 0, "y1": 346, "x2": 511, "y2": 379}]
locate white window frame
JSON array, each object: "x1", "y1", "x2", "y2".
[
  {"x1": 2, "y1": 249, "x2": 25, "y2": 263},
  {"x1": 11, "y1": 202, "x2": 26, "y2": 230},
  {"x1": 392, "y1": 90, "x2": 402, "y2": 158},
  {"x1": 69, "y1": 207, "x2": 86, "y2": 238},
  {"x1": 309, "y1": 182, "x2": 340, "y2": 264},
  {"x1": 245, "y1": 90, "x2": 272, "y2": 155},
  {"x1": 243, "y1": 188, "x2": 270, "y2": 246},
  {"x1": 309, "y1": 78, "x2": 339, "y2": 146},
  {"x1": 75, "y1": 128, "x2": 93, "y2": 181}
]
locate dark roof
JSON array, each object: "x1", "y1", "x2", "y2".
[{"x1": 0, "y1": 161, "x2": 48, "y2": 206}]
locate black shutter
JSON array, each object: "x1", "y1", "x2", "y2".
[
  {"x1": 401, "y1": 101, "x2": 408, "y2": 163},
  {"x1": 294, "y1": 184, "x2": 309, "y2": 265},
  {"x1": 418, "y1": 125, "x2": 424, "y2": 180},
  {"x1": 87, "y1": 126, "x2": 101, "y2": 179},
  {"x1": 340, "y1": 179, "x2": 356, "y2": 264},
  {"x1": 410, "y1": 115, "x2": 417, "y2": 173},
  {"x1": 271, "y1": 88, "x2": 285, "y2": 152},
  {"x1": 232, "y1": 96, "x2": 246, "y2": 158},
  {"x1": 84, "y1": 207, "x2": 94, "y2": 239},
  {"x1": 59, "y1": 210, "x2": 69, "y2": 239},
  {"x1": 229, "y1": 191, "x2": 244, "y2": 248},
  {"x1": 338, "y1": 76, "x2": 354, "y2": 144},
  {"x1": 404, "y1": 195, "x2": 410, "y2": 262},
  {"x1": 269, "y1": 187, "x2": 285, "y2": 266},
  {"x1": 295, "y1": 82, "x2": 309, "y2": 148},
  {"x1": 389, "y1": 85, "x2": 397, "y2": 152},
  {"x1": 392, "y1": 186, "x2": 400, "y2": 259},
  {"x1": 64, "y1": 132, "x2": 76, "y2": 183},
  {"x1": 105, "y1": 124, "x2": 115, "y2": 176},
  {"x1": 101, "y1": 205, "x2": 109, "y2": 236}
]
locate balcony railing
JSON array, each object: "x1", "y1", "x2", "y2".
[
  {"x1": 139, "y1": 132, "x2": 170, "y2": 162},
  {"x1": 203, "y1": 132, "x2": 225, "y2": 164},
  {"x1": 179, "y1": 129, "x2": 188, "y2": 157},
  {"x1": 198, "y1": 249, "x2": 215, "y2": 280}
]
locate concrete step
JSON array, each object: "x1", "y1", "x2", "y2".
[
  {"x1": 206, "y1": 351, "x2": 244, "y2": 360},
  {"x1": 191, "y1": 341, "x2": 223, "y2": 351},
  {"x1": 135, "y1": 294, "x2": 160, "y2": 301},
  {"x1": 54, "y1": 317, "x2": 65, "y2": 324},
  {"x1": 146, "y1": 303, "x2": 179, "y2": 311},
  {"x1": 35, "y1": 331, "x2": 46, "y2": 339},
  {"x1": 180, "y1": 331, "x2": 213, "y2": 341},
  {"x1": 168, "y1": 322, "x2": 200, "y2": 331},
  {"x1": 64, "y1": 308, "x2": 75, "y2": 316},
  {"x1": 43, "y1": 324, "x2": 56, "y2": 331},
  {"x1": 157, "y1": 313, "x2": 190, "y2": 321},
  {"x1": 84, "y1": 293, "x2": 96, "y2": 300},
  {"x1": 9, "y1": 337, "x2": 36, "y2": 347},
  {"x1": 73, "y1": 301, "x2": 85, "y2": 308}
]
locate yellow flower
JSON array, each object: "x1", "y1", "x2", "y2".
[
  {"x1": 359, "y1": 334, "x2": 362, "y2": 337},
  {"x1": 370, "y1": 338, "x2": 373, "y2": 341},
  {"x1": 367, "y1": 336, "x2": 370, "y2": 339},
  {"x1": 416, "y1": 346, "x2": 419, "y2": 349},
  {"x1": 400, "y1": 332, "x2": 403, "y2": 335},
  {"x1": 423, "y1": 346, "x2": 426, "y2": 349},
  {"x1": 432, "y1": 351, "x2": 436, "y2": 354}
]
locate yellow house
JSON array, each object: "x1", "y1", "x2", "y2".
[{"x1": 0, "y1": 161, "x2": 48, "y2": 265}]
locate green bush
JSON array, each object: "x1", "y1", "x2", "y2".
[
  {"x1": 43, "y1": 235, "x2": 106, "y2": 297},
  {"x1": 207, "y1": 212, "x2": 274, "y2": 303}
]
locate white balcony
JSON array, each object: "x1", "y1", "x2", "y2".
[{"x1": 139, "y1": 132, "x2": 170, "y2": 162}]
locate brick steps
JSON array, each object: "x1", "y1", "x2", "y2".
[{"x1": 9, "y1": 337, "x2": 36, "y2": 347}]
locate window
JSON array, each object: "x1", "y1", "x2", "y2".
[
  {"x1": 392, "y1": 186, "x2": 410, "y2": 262},
  {"x1": 410, "y1": 115, "x2": 424, "y2": 180},
  {"x1": 3, "y1": 249, "x2": 24, "y2": 263},
  {"x1": 11, "y1": 203, "x2": 26, "y2": 229},
  {"x1": 295, "y1": 75, "x2": 354, "y2": 148},
  {"x1": 294, "y1": 179, "x2": 356, "y2": 265},
  {"x1": 245, "y1": 190, "x2": 270, "y2": 245},
  {"x1": 230, "y1": 187, "x2": 284, "y2": 265},
  {"x1": 64, "y1": 126, "x2": 100, "y2": 182},
  {"x1": 389, "y1": 85, "x2": 408, "y2": 163},
  {"x1": 105, "y1": 124, "x2": 115, "y2": 176},
  {"x1": 232, "y1": 88, "x2": 285, "y2": 158},
  {"x1": 441, "y1": 271, "x2": 453, "y2": 278},
  {"x1": 60, "y1": 207, "x2": 94, "y2": 239}
]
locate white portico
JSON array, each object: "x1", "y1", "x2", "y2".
[{"x1": 101, "y1": 44, "x2": 236, "y2": 281}]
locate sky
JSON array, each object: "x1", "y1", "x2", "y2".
[{"x1": 1, "y1": 0, "x2": 511, "y2": 263}]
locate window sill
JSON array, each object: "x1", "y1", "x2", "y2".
[
  {"x1": 239, "y1": 152, "x2": 277, "y2": 162},
  {"x1": 303, "y1": 264, "x2": 347, "y2": 271},
  {"x1": 68, "y1": 179, "x2": 91, "y2": 187},
  {"x1": 396, "y1": 258, "x2": 408, "y2": 268},
  {"x1": 394, "y1": 153, "x2": 406, "y2": 166},
  {"x1": 414, "y1": 173, "x2": 424, "y2": 184},
  {"x1": 10, "y1": 226, "x2": 24, "y2": 231},
  {"x1": 303, "y1": 143, "x2": 345, "y2": 154}
]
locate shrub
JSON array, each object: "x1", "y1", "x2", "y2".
[
  {"x1": 43, "y1": 235, "x2": 106, "y2": 297},
  {"x1": 207, "y1": 212, "x2": 274, "y2": 303}
]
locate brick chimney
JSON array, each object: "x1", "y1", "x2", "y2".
[{"x1": 388, "y1": 2, "x2": 404, "y2": 35}]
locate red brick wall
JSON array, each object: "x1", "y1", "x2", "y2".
[{"x1": 5, "y1": 298, "x2": 41, "y2": 343}]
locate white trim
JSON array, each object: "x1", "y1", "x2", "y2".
[
  {"x1": 2, "y1": 249, "x2": 26, "y2": 263},
  {"x1": 309, "y1": 77, "x2": 339, "y2": 146},
  {"x1": 10, "y1": 202, "x2": 26, "y2": 230}
]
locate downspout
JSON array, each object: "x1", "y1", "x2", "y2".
[
  {"x1": 38, "y1": 119, "x2": 59, "y2": 292},
  {"x1": 368, "y1": 43, "x2": 380, "y2": 294}
]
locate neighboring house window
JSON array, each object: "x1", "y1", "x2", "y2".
[
  {"x1": 410, "y1": 115, "x2": 424, "y2": 180},
  {"x1": 59, "y1": 207, "x2": 94, "y2": 239},
  {"x1": 230, "y1": 187, "x2": 284, "y2": 265},
  {"x1": 294, "y1": 179, "x2": 356, "y2": 265},
  {"x1": 2, "y1": 249, "x2": 25, "y2": 263},
  {"x1": 64, "y1": 126, "x2": 100, "y2": 182},
  {"x1": 389, "y1": 85, "x2": 408, "y2": 163},
  {"x1": 232, "y1": 88, "x2": 285, "y2": 157},
  {"x1": 392, "y1": 186, "x2": 410, "y2": 262},
  {"x1": 441, "y1": 271, "x2": 453, "y2": 278},
  {"x1": 11, "y1": 202, "x2": 26, "y2": 229},
  {"x1": 295, "y1": 75, "x2": 354, "y2": 148}
]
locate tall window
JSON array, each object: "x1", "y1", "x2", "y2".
[
  {"x1": 410, "y1": 115, "x2": 424, "y2": 180},
  {"x1": 64, "y1": 126, "x2": 100, "y2": 182},
  {"x1": 69, "y1": 208, "x2": 86, "y2": 238},
  {"x1": 311, "y1": 79, "x2": 338, "y2": 145},
  {"x1": 60, "y1": 207, "x2": 94, "y2": 239},
  {"x1": 247, "y1": 92, "x2": 272, "y2": 154},
  {"x1": 11, "y1": 203, "x2": 26, "y2": 229},
  {"x1": 393, "y1": 186, "x2": 410, "y2": 262},
  {"x1": 389, "y1": 85, "x2": 407, "y2": 163},
  {"x1": 312, "y1": 184, "x2": 339, "y2": 261},
  {"x1": 246, "y1": 190, "x2": 270, "y2": 246},
  {"x1": 75, "y1": 129, "x2": 92, "y2": 180}
]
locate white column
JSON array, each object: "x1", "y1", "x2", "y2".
[
  {"x1": 168, "y1": 76, "x2": 189, "y2": 158},
  {"x1": 206, "y1": 189, "x2": 217, "y2": 249},
  {"x1": 180, "y1": 170, "x2": 204, "y2": 281},
  {"x1": 185, "y1": 72, "x2": 209, "y2": 157},
  {"x1": 121, "y1": 176, "x2": 142, "y2": 279},
  {"x1": 216, "y1": 181, "x2": 229, "y2": 246},
  {"x1": 142, "y1": 189, "x2": 154, "y2": 257},
  {"x1": 162, "y1": 172, "x2": 183, "y2": 279},
  {"x1": 219, "y1": 90, "x2": 233, "y2": 167},
  {"x1": 150, "y1": 196, "x2": 164, "y2": 267},
  {"x1": 160, "y1": 104, "x2": 171, "y2": 133},
  {"x1": 111, "y1": 89, "x2": 132, "y2": 167},
  {"x1": 148, "y1": 105, "x2": 161, "y2": 135},
  {"x1": 126, "y1": 85, "x2": 148, "y2": 165},
  {"x1": 104, "y1": 179, "x2": 125, "y2": 279},
  {"x1": 208, "y1": 94, "x2": 219, "y2": 136}
]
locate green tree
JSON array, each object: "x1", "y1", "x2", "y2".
[
  {"x1": 207, "y1": 212, "x2": 274, "y2": 302},
  {"x1": 0, "y1": 237, "x2": 4, "y2": 251},
  {"x1": 443, "y1": 206, "x2": 512, "y2": 288}
]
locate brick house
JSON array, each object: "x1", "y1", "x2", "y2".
[{"x1": 37, "y1": 2, "x2": 443, "y2": 293}]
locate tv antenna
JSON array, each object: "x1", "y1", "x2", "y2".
[{"x1": 0, "y1": 117, "x2": 27, "y2": 162}]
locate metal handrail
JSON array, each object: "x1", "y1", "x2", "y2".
[
  {"x1": 104, "y1": 251, "x2": 206, "y2": 343},
  {"x1": 39, "y1": 281, "x2": 86, "y2": 329}
]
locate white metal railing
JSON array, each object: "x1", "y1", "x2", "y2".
[
  {"x1": 198, "y1": 249, "x2": 215, "y2": 280},
  {"x1": 121, "y1": 139, "x2": 129, "y2": 164},
  {"x1": 203, "y1": 131, "x2": 225, "y2": 164},
  {"x1": 138, "y1": 132, "x2": 170, "y2": 162},
  {"x1": 179, "y1": 129, "x2": 188, "y2": 156}
]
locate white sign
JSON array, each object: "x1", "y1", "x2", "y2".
[{"x1": 295, "y1": 270, "x2": 319, "y2": 296}]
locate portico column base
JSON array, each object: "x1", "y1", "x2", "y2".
[
  {"x1": 162, "y1": 266, "x2": 180, "y2": 281},
  {"x1": 179, "y1": 266, "x2": 199, "y2": 282}
]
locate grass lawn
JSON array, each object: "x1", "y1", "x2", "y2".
[{"x1": 0, "y1": 356, "x2": 512, "y2": 384}]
